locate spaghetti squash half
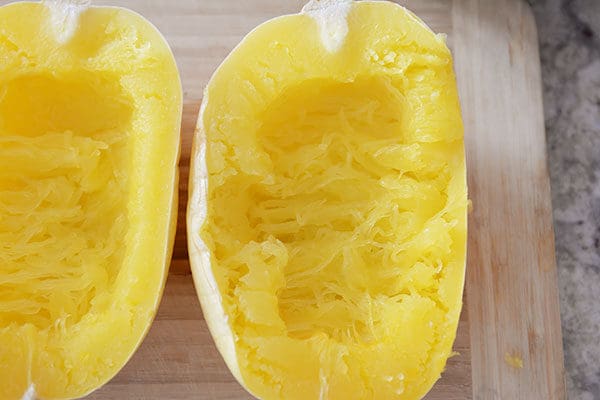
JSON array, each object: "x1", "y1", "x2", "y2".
[
  {"x1": 0, "y1": 2, "x2": 181, "y2": 398},
  {"x1": 188, "y1": 1, "x2": 466, "y2": 399}
]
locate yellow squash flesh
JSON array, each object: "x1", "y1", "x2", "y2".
[
  {"x1": 0, "y1": 2, "x2": 181, "y2": 399},
  {"x1": 189, "y1": 1, "x2": 467, "y2": 399}
]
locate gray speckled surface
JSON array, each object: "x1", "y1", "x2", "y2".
[{"x1": 528, "y1": 0, "x2": 600, "y2": 398}]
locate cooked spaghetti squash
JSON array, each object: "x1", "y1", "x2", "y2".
[
  {"x1": 0, "y1": 2, "x2": 181, "y2": 399},
  {"x1": 188, "y1": 1, "x2": 467, "y2": 399}
]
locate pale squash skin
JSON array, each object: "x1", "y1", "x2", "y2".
[
  {"x1": 188, "y1": 1, "x2": 467, "y2": 400},
  {"x1": 0, "y1": 2, "x2": 181, "y2": 399}
]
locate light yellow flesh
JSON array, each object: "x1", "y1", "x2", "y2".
[
  {"x1": 0, "y1": 2, "x2": 181, "y2": 398},
  {"x1": 191, "y1": 1, "x2": 467, "y2": 399}
]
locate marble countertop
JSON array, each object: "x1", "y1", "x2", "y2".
[{"x1": 528, "y1": 0, "x2": 600, "y2": 398}]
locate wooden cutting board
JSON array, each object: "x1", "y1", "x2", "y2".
[{"x1": 44, "y1": 0, "x2": 562, "y2": 398}]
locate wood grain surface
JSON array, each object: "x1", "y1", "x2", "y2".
[
  {"x1": 2, "y1": 0, "x2": 566, "y2": 398},
  {"x1": 452, "y1": 1, "x2": 566, "y2": 399}
]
